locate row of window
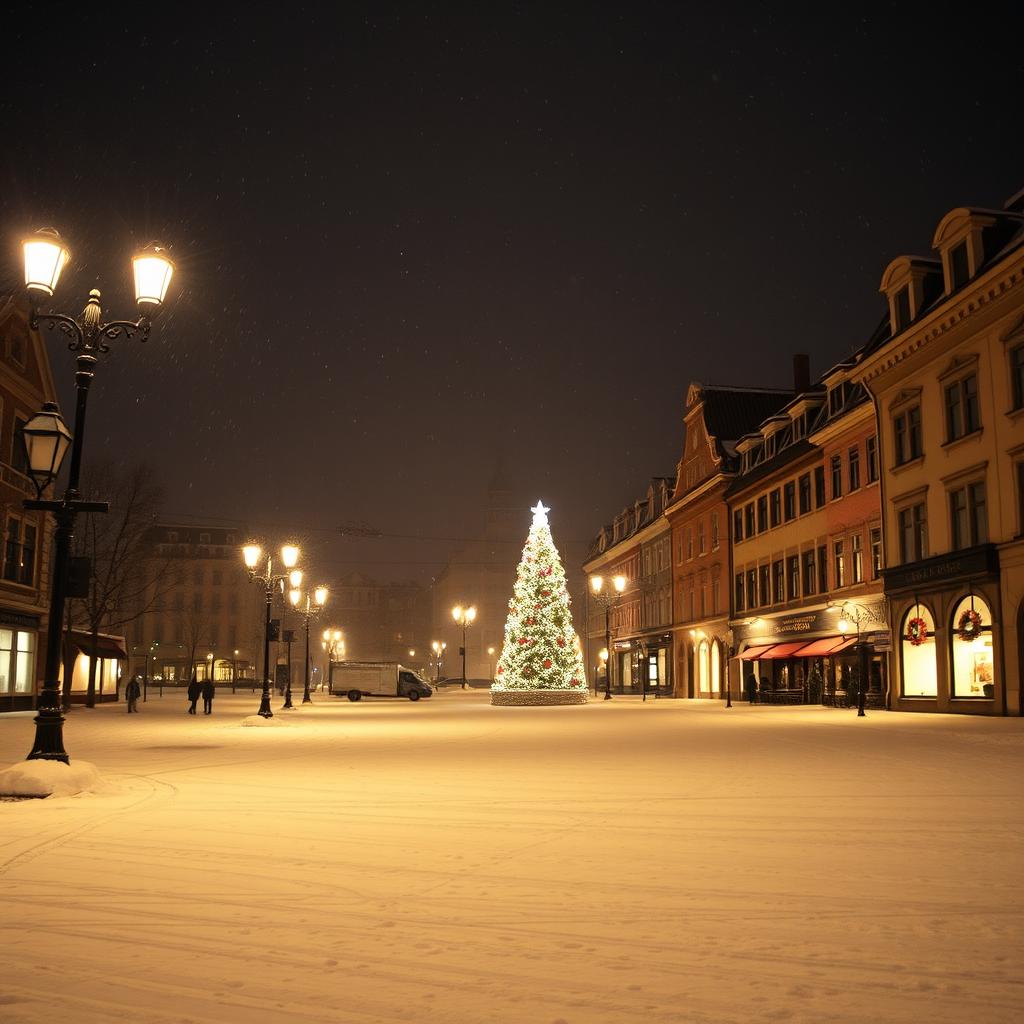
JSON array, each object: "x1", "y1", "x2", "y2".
[
  {"x1": 734, "y1": 529, "x2": 882, "y2": 612},
  {"x1": 893, "y1": 351, "x2": 1024, "y2": 471},
  {"x1": 896, "y1": 480, "x2": 989, "y2": 563},
  {"x1": 735, "y1": 437, "x2": 878, "y2": 544},
  {"x1": 676, "y1": 512, "x2": 721, "y2": 564},
  {"x1": 3, "y1": 515, "x2": 37, "y2": 587}
]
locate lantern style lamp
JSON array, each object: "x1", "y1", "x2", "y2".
[
  {"x1": 613, "y1": 575, "x2": 627, "y2": 594},
  {"x1": 282, "y1": 544, "x2": 299, "y2": 568},
  {"x1": 23, "y1": 228, "x2": 70, "y2": 299},
  {"x1": 132, "y1": 243, "x2": 175, "y2": 307},
  {"x1": 289, "y1": 589, "x2": 302, "y2": 607},
  {"x1": 243, "y1": 543, "x2": 262, "y2": 569},
  {"x1": 20, "y1": 402, "x2": 73, "y2": 496},
  {"x1": 288, "y1": 568, "x2": 303, "y2": 588}
]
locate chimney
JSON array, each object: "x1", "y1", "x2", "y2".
[{"x1": 793, "y1": 353, "x2": 810, "y2": 394}]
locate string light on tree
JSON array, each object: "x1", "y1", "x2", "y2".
[{"x1": 491, "y1": 501, "x2": 588, "y2": 706}]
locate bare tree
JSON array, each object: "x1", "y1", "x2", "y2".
[
  {"x1": 68, "y1": 460, "x2": 177, "y2": 707},
  {"x1": 180, "y1": 600, "x2": 214, "y2": 685}
]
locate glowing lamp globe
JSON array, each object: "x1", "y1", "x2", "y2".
[
  {"x1": 288, "y1": 569, "x2": 303, "y2": 588},
  {"x1": 23, "y1": 228, "x2": 70, "y2": 299},
  {"x1": 242, "y1": 543, "x2": 262, "y2": 569},
  {"x1": 289, "y1": 589, "x2": 301, "y2": 607},
  {"x1": 20, "y1": 402, "x2": 72, "y2": 494},
  {"x1": 132, "y1": 243, "x2": 175, "y2": 307},
  {"x1": 589, "y1": 575, "x2": 604, "y2": 595},
  {"x1": 314, "y1": 585, "x2": 328, "y2": 606},
  {"x1": 613, "y1": 575, "x2": 627, "y2": 593},
  {"x1": 281, "y1": 545, "x2": 299, "y2": 568}
]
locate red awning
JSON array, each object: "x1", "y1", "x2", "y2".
[
  {"x1": 737, "y1": 644, "x2": 777, "y2": 661},
  {"x1": 828, "y1": 637, "x2": 860, "y2": 655},
  {"x1": 793, "y1": 636, "x2": 846, "y2": 657},
  {"x1": 759, "y1": 640, "x2": 814, "y2": 659}
]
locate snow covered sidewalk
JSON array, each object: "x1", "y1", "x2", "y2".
[{"x1": 1, "y1": 692, "x2": 1021, "y2": 1023}]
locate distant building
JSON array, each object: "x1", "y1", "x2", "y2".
[
  {"x1": 330, "y1": 571, "x2": 429, "y2": 666},
  {"x1": 0, "y1": 296, "x2": 59, "y2": 712},
  {"x1": 430, "y1": 478, "x2": 524, "y2": 681},
  {"x1": 125, "y1": 521, "x2": 263, "y2": 685},
  {"x1": 582, "y1": 479, "x2": 673, "y2": 695}
]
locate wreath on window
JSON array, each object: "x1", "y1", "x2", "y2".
[
  {"x1": 957, "y1": 608, "x2": 983, "y2": 642},
  {"x1": 905, "y1": 616, "x2": 929, "y2": 647}
]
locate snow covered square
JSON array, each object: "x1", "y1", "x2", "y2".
[{"x1": 1, "y1": 691, "x2": 1021, "y2": 1023}]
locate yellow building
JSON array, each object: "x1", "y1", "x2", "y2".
[{"x1": 858, "y1": 188, "x2": 1024, "y2": 714}]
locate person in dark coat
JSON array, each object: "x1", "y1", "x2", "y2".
[
  {"x1": 201, "y1": 677, "x2": 215, "y2": 715},
  {"x1": 744, "y1": 671, "x2": 757, "y2": 704},
  {"x1": 125, "y1": 675, "x2": 141, "y2": 713},
  {"x1": 187, "y1": 673, "x2": 201, "y2": 714}
]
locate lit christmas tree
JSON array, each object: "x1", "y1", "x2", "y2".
[{"x1": 491, "y1": 501, "x2": 588, "y2": 706}]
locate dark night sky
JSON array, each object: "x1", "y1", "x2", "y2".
[{"x1": 1, "y1": 4, "x2": 1021, "y2": 583}]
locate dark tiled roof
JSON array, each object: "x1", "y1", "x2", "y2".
[{"x1": 702, "y1": 387, "x2": 794, "y2": 444}]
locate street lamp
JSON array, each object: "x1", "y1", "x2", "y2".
[
  {"x1": 19, "y1": 230, "x2": 174, "y2": 762},
  {"x1": 322, "y1": 628, "x2": 344, "y2": 693},
  {"x1": 487, "y1": 645, "x2": 495, "y2": 679},
  {"x1": 589, "y1": 574, "x2": 627, "y2": 700},
  {"x1": 452, "y1": 604, "x2": 477, "y2": 689},
  {"x1": 598, "y1": 648, "x2": 609, "y2": 696},
  {"x1": 206, "y1": 652, "x2": 214, "y2": 682},
  {"x1": 290, "y1": 584, "x2": 328, "y2": 704},
  {"x1": 828, "y1": 600, "x2": 886, "y2": 717},
  {"x1": 431, "y1": 640, "x2": 446, "y2": 682},
  {"x1": 242, "y1": 542, "x2": 302, "y2": 718},
  {"x1": 232, "y1": 649, "x2": 240, "y2": 693}
]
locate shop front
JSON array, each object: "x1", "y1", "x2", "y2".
[
  {"x1": 883, "y1": 544, "x2": 1003, "y2": 715},
  {"x1": 613, "y1": 632, "x2": 673, "y2": 697},
  {"x1": 61, "y1": 631, "x2": 128, "y2": 704},
  {"x1": 732, "y1": 604, "x2": 889, "y2": 706}
]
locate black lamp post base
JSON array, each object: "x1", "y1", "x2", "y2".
[
  {"x1": 28, "y1": 709, "x2": 70, "y2": 763},
  {"x1": 603, "y1": 690, "x2": 613, "y2": 700},
  {"x1": 257, "y1": 691, "x2": 274, "y2": 718},
  {"x1": 302, "y1": 691, "x2": 312, "y2": 704}
]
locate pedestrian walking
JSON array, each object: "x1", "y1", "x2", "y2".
[
  {"x1": 745, "y1": 671, "x2": 757, "y2": 704},
  {"x1": 126, "y1": 675, "x2": 142, "y2": 713},
  {"x1": 201, "y1": 677, "x2": 215, "y2": 715},
  {"x1": 187, "y1": 672, "x2": 201, "y2": 715}
]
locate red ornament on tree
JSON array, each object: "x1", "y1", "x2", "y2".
[
  {"x1": 543, "y1": 658, "x2": 552, "y2": 669},
  {"x1": 496, "y1": 665, "x2": 503, "y2": 674},
  {"x1": 557, "y1": 638, "x2": 566, "y2": 647},
  {"x1": 518, "y1": 637, "x2": 528, "y2": 645}
]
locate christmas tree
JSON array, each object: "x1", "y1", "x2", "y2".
[{"x1": 491, "y1": 502, "x2": 588, "y2": 706}]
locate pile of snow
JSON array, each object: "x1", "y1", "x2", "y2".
[
  {"x1": 0, "y1": 758, "x2": 113, "y2": 798},
  {"x1": 240, "y1": 714, "x2": 291, "y2": 727}
]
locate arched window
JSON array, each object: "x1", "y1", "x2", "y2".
[
  {"x1": 901, "y1": 604, "x2": 937, "y2": 698},
  {"x1": 950, "y1": 595, "x2": 995, "y2": 699},
  {"x1": 698, "y1": 639, "x2": 710, "y2": 695},
  {"x1": 710, "y1": 639, "x2": 721, "y2": 696}
]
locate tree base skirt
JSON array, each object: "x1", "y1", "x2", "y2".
[{"x1": 490, "y1": 688, "x2": 589, "y2": 706}]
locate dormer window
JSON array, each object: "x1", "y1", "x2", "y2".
[
  {"x1": 894, "y1": 287, "x2": 912, "y2": 330},
  {"x1": 828, "y1": 383, "x2": 846, "y2": 416},
  {"x1": 949, "y1": 241, "x2": 970, "y2": 290},
  {"x1": 763, "y1": 435, "x2": 775, "y2": 459},
  {"x1": 791, "y1": 414, "x2": 804, "y2": 440}
]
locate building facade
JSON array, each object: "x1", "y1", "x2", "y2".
[
  {"x1": 667, "y1": 384, "x2": 792, "y2": 699},
  {"x1": 0, "y1": 296, "x2": 59, "y2": 712},
  {"x1": 859, "y1": 190, "x2": 1024, "y2": 715},
  {"x1": 728, "y1": 359, "x2": 886, "y2": 705}
]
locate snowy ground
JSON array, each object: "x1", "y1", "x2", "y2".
[{"x1": 1, "y1": 690, "x2": 1021, "y2": 1024}]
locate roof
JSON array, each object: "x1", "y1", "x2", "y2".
[{"x1": 700, "y1": 387, "x2": 794, "y2": 446}]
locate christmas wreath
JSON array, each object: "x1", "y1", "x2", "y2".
[
  {"x1": 905, "y1": 616, "x2": 929, "y2": 647},
  {"x1": 957, "y1": 608, "x2": 983, "y2": 642}
]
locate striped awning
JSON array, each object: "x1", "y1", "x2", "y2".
[
  {"x1": 793, "y1": 636, "x2": 847, "y2": 657},
  {"x1": 758, "y1": 640, "x2": 815, "y2": 659}
]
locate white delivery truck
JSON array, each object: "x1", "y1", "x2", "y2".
[{"x1": 333, "y1": 662, "x2": 433, "y2": 702}]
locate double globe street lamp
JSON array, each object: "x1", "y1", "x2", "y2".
[
  {"x1": 589, "y1": 574, "x2": 627, "y2": 700},
  {"x1": 243, "y1": 543, "x2": 302, "y2": 718},
  {"x1": 451, "y1": 605, "x2": 476, "y2": 689},
  {"x1": 19, "y1": 229, "x2": 174, "y2": 762},
  {"x1": 322, "y1": 629, "x2": 345, "y2": 693},
  {"x1": 289, "y1": 584, "x2": 328, "y2": 705}
]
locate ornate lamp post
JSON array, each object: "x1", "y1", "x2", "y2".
[
  {"x1": 487, "y1": 645, "x2": 495, "y2": 679},
  {"x1": 451, "y1": 605, "x2": 477, "y2": 689},
  {"x1": 589, "y1": 574, "x2": 627, "y2": 700},
  {"x1": 289, "y1": 584, "x2": 328, "y2": 704},
  {"x1": 19, "y1": 230, "x2": 174, "y2": 762},
  {"x1": 828, "y1": 600, "x2": 887, "y2": 717},
  {"x1": 242, "y1": 542, "x2": 302, "y2": 718}
]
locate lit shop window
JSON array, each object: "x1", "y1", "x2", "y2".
[
  {"x1": 950, "y1": 595, "x2": 994, "y2": 699},
  {"x1": 0, "y1": 629, "x2": 35, "y2": 694},
  {"x1": 900, "y1": 605, "x2": 937, "y2": 698}
]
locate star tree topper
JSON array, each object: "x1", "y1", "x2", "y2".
[{"x1": 531, "y1": 500, "x2": 550, "y2": 527}]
